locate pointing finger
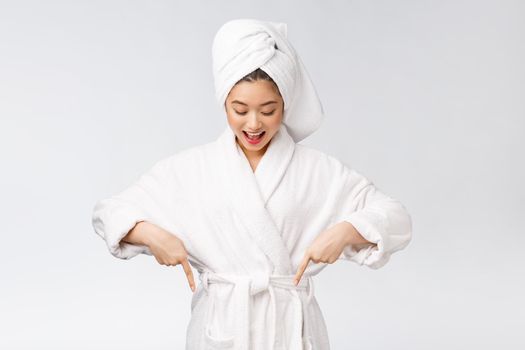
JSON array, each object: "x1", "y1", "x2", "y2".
[
  {"x1": 294, "y1": 253, "x2": 311, "y2": 286},
  {"x1": 180, "y1": 258, "x2": 196, "y2": 292}
]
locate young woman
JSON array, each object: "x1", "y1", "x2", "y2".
[{"x1": 92, "y1": 19, "x2": 412, "y2": 350}]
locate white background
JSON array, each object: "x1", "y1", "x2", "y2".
[{"x1": 1, "y1": 0, "x2": 523, "y2": 349}]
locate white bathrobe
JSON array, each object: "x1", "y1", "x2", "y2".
[{"x1": 92, "y1": 122, "x2": 412, "y2": 350}]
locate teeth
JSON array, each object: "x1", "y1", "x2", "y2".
[{"x1": 244, "y1": 130, "x2": 264, "y2": 140}]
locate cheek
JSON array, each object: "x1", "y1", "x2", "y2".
[
  {"x1": 270, "y1": 113, "x2": 284, "y2": 128},
  {"x1": 226, "y1": 113, "x2": 242, "y2": 129}
]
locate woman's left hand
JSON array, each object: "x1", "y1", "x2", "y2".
[{"x1": 293, "y1": 221, "x2": 376, "y2": 285}]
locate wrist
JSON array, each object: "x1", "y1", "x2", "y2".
[
  {"x1": 131, "y1": 221, "x2": 162, "y2": 247},
  {"x1": 143, "y1": 224, "x2": 167, "y2": 247},
  {"x1": 340, "y1": 220, "x2": 367, "y2": 246}
]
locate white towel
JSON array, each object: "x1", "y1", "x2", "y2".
[{"x1": 212, "y1": 18, "x2": 325, "y2": 143}]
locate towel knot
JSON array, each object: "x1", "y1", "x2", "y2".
[{"x1": 211, "y1": 18, "x2": 325, "y2": 143}]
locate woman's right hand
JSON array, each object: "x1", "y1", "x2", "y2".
[{"x1": 126, "y1": 221, "x2": 196, "y2": 292}]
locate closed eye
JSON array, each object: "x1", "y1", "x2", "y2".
[{"x1": 234, "y1": 110, "x2": 275, "y2": 116}]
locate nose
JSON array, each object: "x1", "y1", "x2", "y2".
[{"x1": 246, "y1": 112, "x2": 262, "y2": 130}]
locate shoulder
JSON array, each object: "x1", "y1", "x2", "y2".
[
  {"x1": 155, "y1": 141, "x2": 215, "y2": 168},
  {"x1": 294, "y1": 143, "x2": 348, "y2": 174},
  {"x1": 294, "y1": 144, "x2": 372, "y2": 192}
]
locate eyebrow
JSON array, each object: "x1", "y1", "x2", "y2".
[{"x1": 231, "y1": 100, "x2": 278, "y2": 107}]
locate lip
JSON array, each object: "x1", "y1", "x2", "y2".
[{"x1": 242, "y1": 130, "x2": 265, "y2": 145}]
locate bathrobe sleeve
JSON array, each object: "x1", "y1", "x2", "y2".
[
  {"x1": 334, "y1": 159, "x2": 413, "y2": 269},
  {"x1": 91, "y1": 157, "x2": 175, "y2": 260}
]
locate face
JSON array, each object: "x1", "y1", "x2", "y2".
[{"x1": 225, "y1": 79, "x2": 284, "y2": 158}]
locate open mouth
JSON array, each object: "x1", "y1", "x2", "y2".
[{"x1": 242, "y1": 130, "x2": 265, "y2": 144}]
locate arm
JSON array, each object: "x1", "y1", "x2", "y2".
[
  {"x1": 339, "y1": 220, "x2": 378, "y2": 249},
  {"x1": 122, "y1": 221, "x2": 162, "y2": 247},
  {"x1": 91, "y1": 157, "x2": 176, "y2": 260},
  {"x1": 335, "y1": 161, "x2": 413, "y2": 269}
]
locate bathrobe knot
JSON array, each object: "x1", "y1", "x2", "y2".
[
  {"x1": 249, "y1": 271, "x2": 270, "y2": 295},
  {"x1": 199, "y1": 270, "x2": 315, "y2": 349}
]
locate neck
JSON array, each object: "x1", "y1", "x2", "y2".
[{"x1": 236, "y1": 137, "x2": 271, "y2": 171}]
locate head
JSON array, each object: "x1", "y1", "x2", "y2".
[{"x1": 225, "y1": 68, "x2": 284, "y2": 158}]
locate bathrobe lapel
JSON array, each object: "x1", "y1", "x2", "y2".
[{"x1": 216, "y1": 123, "x2": 296, "y2": 275}]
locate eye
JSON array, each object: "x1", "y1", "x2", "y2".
[
  {"x1": 234, "y1": 110, "x2": 247, "y2": 115},
  {"x1": 262, "y1": 110, "x2": 275, "y2": 116}
]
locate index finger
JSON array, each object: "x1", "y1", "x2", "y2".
[
  {"x1": 294, "y1": 253, "x2": 311, "y2": 286},
  {"x1": 180, "y1": 258, "x2": 196, "y2": 292}
]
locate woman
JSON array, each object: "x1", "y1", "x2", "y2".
[{"x1": 92, "y1": 19, "x2": 412, "y2": 350}]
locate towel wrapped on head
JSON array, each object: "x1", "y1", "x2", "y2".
[{"x1": 212, "y1": 18, "x2": 325, "y2": 143}]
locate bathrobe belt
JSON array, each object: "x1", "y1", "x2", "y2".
[{"x1": 199, "y1": 270, "x2": 315, "y2": 350}]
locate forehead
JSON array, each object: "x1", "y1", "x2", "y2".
[{"x1": 227, "y1": 80, "x2": 281, "y2": 104}]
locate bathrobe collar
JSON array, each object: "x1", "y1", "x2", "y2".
[{"x1": 216, "y1": 123, "x2": 296, "y2": 274}]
